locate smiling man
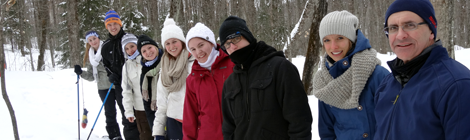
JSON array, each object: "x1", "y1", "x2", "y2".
[
  {"x1": 100, "y1": 10, "x2": 140, "y2": 140},
  {"x1": 374, "y1": 0, "x2": 470, "y2": 139}
]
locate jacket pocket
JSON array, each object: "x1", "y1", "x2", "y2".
[
  {"x1": 250, "y1": 77, "x2": 273, "y2": 111},
  {"x1": 260, "y1": 128, "x2": 288, "y2": 140},
  {"x1": 224, "y1": 87, "x2": 244, "y2": 119}
]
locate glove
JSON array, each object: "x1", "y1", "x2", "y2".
[
  {"x1": 108, "y1": 73, "x2": 121, "y2": 84},
  {"x1": 154, "y1": 136, "x2": 165, "y2": 140},
  {"x1": 151, "y1": 100, "x2": 157, "y2": 111},
  {"x1": 74, "y1": 65, "x2": 82, "y2": 75}
]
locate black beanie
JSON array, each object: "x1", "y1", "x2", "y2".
[
  {"x1": 137, "y1": 34, "x2": 159, "y2": 54},
  {"x1": 219, "y1": 16, "x2": 257, "y2": 47}
]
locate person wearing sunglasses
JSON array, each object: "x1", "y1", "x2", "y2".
[
  {"x1": 375, "y1": 0, "x2": 470, "y2": 139},
  {"x1": 219, "y1": 15, "x2": 312, "y2": 140}
]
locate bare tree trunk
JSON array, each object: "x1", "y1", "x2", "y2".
[
  {"x1": 37, "y1": 0, "x2": 48, "y2": 71},
  {"x1": 48, "y1": 0, "x2": 56, "y2": 68},
  {"x1": 446, "y1": 0, "x2": 454, "y2": 59},
  {"x1": 303, "y1": 0, "x2": 328, "y2": 94},
  {"x1": 67, "y1": 0, "x2": 80, "y2": 68},
  {"x1": 0, "y1": 1, "x2": 21, "y2": 138},
  {"x1": 28, "y1": 44, "x2": 35, "y2": 71}
]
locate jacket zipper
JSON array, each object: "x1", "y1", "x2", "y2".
[{"x1": 385, "y1": 88, "x2": 402, "y2": 140}]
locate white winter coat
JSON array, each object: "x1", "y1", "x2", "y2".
[
  {"x1": 121, "y1": 55, "x2": 145, "y2": 118},
  {"x1": 152, "y1": 59, "x2": 194, "y2": 136}
]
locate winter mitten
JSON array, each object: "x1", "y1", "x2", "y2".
[
  {"x1": 81, "y1": 109, "x2": 88, "y2": 128},
  {"x1": 108, "y1": 73, "x2": 120, "y2": 84},
  {"x1": 74, "y1": 65, "x2": 82, "y2": 75},
  {"x1": 154, "y1": 136, "x2": 165, "y2": 140},
  {"x1": 151, "y1": 100, "x2": 157, "y2": 111}
]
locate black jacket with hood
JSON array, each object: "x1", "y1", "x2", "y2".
[
  {"x1": 222, "y1": 41, "x2": 313, "y2": 140},
  {"x1": 101, "y1": 28, "x2": 126, "y2": 80}
]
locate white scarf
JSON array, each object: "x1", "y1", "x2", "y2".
[
  {"x1": 88, "y1": 41, "x2": 103, "y2": 82},
  {"x1": 198, "y1": 46, "x2": 219, "y2": 70}
]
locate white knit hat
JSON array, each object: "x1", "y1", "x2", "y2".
[
  {"x1": 161, "y1": 18, "x2": 186, "y2": 49},
  {"x1": 185, "y1": 22, "x2": 216, "y2": 52},
  {"x1": 319, "y1": 10, "x2": 359, "y2": 45},
  {"x1": 121, "y1": 33, "x2": 138, "y2": 56}
]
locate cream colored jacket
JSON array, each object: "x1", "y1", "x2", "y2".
[
  {"x1": 121, "y1": 55, "x2": 145, "y2": 118},
  {"x1": 152, "y1": 59, "x2": 194, "y2": 136}
]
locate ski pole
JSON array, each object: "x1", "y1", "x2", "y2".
[
  {"x1": 87, "y1": 83, "x2": 114, "y2": 140},
  {"x1": 76, "y1": 75, "x2": 80, "y2": 140}
]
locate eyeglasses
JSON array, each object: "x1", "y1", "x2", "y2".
[
  {"x1": 383, "y1": 22, "x2": 426, "y2": 35},
  {"x1": 222, "y1": 32, "x2": 242, "y2": 51}
]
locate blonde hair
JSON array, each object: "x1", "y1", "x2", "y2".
[{"x1": 83, "y1": 43, "x2": 92, "y2": 66}]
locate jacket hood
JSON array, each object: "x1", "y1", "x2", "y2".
[{"x1": 326, "y1": 29, "x2": 372, "y2": 78}]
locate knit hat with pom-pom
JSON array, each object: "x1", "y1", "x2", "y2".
[
  {"x1": 161, "y1": 18, "x2": 186, "y2": 49},
  {"x1": 185, "y1": 23, "x2": 216, "y2": 52}
]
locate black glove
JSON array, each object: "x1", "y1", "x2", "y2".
[
  {"x1": 108, "y1": 73, "x2": 121, "y2": 84},
  {"x1": 74, "y1": 65, "x2": 82, "y2": 75}
]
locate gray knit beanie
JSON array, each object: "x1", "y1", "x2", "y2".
[{"x1": 319, "y1": 10, "x2": 359, "y2": 45}]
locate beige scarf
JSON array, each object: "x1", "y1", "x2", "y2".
[
  {"x1": 141, "y1": 64, "x2": 161, "y2": 111},
  {"x1": 311, "y1": 48, "x2": 380, "y2": 109},
  {"x1": 161, "y1": 49, "x2": 191, "y2": 93}
]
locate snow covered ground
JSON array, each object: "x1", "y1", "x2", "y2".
[{"x1": 1, "y1": 45, "x2": 470, "y2": 140}]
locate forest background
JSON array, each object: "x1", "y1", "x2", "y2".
[{"x1": 0, "y1": 0, "x2": 468, "y2": 139}]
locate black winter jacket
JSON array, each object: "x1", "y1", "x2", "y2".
[
  {"x1": 222, "y1": 41, "x2": 312, "y2": 140},
  {"x1": 101, "y1": 28, "x2": 126, "y2": 80}
]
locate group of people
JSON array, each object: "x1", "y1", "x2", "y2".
[{"x1": 73, "y1": 0, "x2": 470, "y2": 140}]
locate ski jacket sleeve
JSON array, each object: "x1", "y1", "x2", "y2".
[
  {"x1": 80, "y1": 63, "x2": 95, "y2": 81},
  {"x1": 121, "y1": 63, "x2": 135, "y2": 118},
  {"x1": 439, "y1": 80, "x2": 470, "y2": 139},
  {"x1": 317, "y1": 101, "x2": 336, "y2": 140},
  {"x1": 278, "y1": 59, "x2": 313, "y2": 139},
  {"x1": 152, "y1": 74, "x2": 168, "y2": 136},
  {"x1": 182, "y1": 79, "x2": 198, "y2": 140},
  {"x1": 222, "y1": 84, "x2": 235, "y2": 140}
]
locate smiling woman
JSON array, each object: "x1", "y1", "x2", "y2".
[
  {"x1": 182, "y1": 22, "x2": 234, "y2": 140},
  {"x1": 312, "y1": 10, "x2": 389, "y2": 140},
  {"x1": 136, "y1": 35, "x2": 163, "y2": 133}
]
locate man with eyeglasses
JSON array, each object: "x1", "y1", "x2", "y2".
[
  {"x1": 374, "y1": 0, "x2": 470, "y2": 139},
  {"x1": 218, "y1": 15, "x2": 312, "y2": 140}
]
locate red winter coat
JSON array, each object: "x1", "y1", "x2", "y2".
[{"x1": 183, "y1": 48, "x2": 234, "y2": 140}]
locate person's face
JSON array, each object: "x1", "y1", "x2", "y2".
[
  {"x1": 164, "y1": 38, "x2": 184, "y2": 58},
  {"x1": 141, "y1": 44, "x2": 158, "y2": 60},
  {"x1": 188, "y1": 37, "x2": 214, "y2": 63},
  {"x1": 387, "y1": 11, "x2": 435, "y2": 63},
  {"x1": 106, "y1": 22, "x2": 121, "y2": 36},
  {"x1": 224, "y1": 36, "x2": 250, "y2": 55},
  {"x1": 322, "y1": 34, "x2": 351, "y2": 62},
  {"x1": 87, "y1": 36, "x2": 100, "y2": 50},
  {"x1": 124, "y1": 43, "x2": 137, "y2": 56}
]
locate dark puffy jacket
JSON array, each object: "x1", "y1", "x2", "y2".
[
  {"x1": 317, "y1": 30, "x2": 389, "y2": 140},
  {"x1": 183, "y1": 47, "x2": 234, "y2": 140},
  {"x1": 101, "y1": 28, "x2": 126, "y2": 78},
  {"x1": 222, "y1": 42, "x2": 312, "y2": 140},
  {"x1": 374, "y1": 43, "x2": 470, "y2": 140}
]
